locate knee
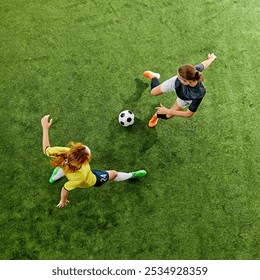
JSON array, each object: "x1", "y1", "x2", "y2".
[
  {"x1": 151, "y1": 88, "x2": 158, "y2": 96},
  {"x1": 108, "y1": 170, "x2": 118, "y2": 180},
  {"x1": 151, "y1": 86, "x2": 162, "y2": 96}
]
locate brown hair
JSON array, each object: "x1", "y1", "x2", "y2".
[
  {"x1": 178, "y1": 64, "x2": 204, "y2": 82},
  {"x1": 49, "y1": 142, "x2": 91, "y2": 173}
]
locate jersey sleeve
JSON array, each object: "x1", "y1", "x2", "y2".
[
  {"x1": 195, "y1": 64, "x2": 204, "y2": 72},
  {"x1": 46, "y1": 146, "x2": 70, "y2": 156},
  {"x1": 188, "y1": 98, "x2": 203, "y2": 112},
  {"x1": 64, "y1": 180, "x2": 81, "y2": 191},
  {"x1": 160, "y1": 75, "x2": 178, "y2": 93}
]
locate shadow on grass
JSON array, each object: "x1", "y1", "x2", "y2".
[
  {"x1": 117, "y1": 77, "x2": 149, "y2": 106},
  {"x1": 98, "y1": 78, "x2": 158, "y2": 168},
  {"x1": 133, "y1": 77, "x2": 150, "y2": 100}
]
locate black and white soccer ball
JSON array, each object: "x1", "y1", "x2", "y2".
[{"x1": 118, "y1": 110, "x2": 135, "y2": 127}]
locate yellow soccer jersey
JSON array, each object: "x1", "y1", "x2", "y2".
[{"x1": 46, "y1": 146, "x2": 97, "y2": 191}]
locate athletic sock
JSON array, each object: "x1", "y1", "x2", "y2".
[
  {"x1": 52, "y1": 168, "x2": 64, "y2": 181},
  {"x1": 151, "y1": 77, "x2": 160, "y2": 89},
  {"x1": 114, "y1": 172, "x2": 133, "y2": 181},
  {"x1": 157, "y1": 114, "x2": 169, "y2": 120}
]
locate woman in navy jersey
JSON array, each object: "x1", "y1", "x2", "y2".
[{"x1": 144, "y1": 53, "x2": 217, "y2": 128}]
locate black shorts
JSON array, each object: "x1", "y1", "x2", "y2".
[{"x1": 92, "y1": 170, "x2": 110, "y2": 187}]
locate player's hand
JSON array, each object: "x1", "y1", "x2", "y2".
[
  {"x1": 57, "y1": 199, "x2": 69, "y2": 208},
  {"x1": 208, "y1": 53, "x2": 217, "y2": 61},
  {"x1": 155, "y1": 103, "x2": 173, "y2": 117},
  {"x1": 41, "y1": 115, "x2": 53, "y2": 129}
]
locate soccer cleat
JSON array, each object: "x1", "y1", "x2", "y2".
[
  {"x1": 131, "y1": 170, "x2": 147, "y2": 179},
  {"x1": 148, "y1": 114, "x2": 159, "y2": 128},
  {"x1": 143, "y1": 70, "x2": 160, "y2": 80},
  {"x1": 49, "y1": 167, "x2": 61, "y2": 183}
]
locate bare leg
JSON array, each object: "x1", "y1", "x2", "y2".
[
  {"x1": 107, "y1": 170, "x2": 118, "y2": 181},
  {"x1": 156, "y1": 99, "x2": 183, "y2": 121},
  {"x1": 170, "y1": 99, "x2": 183, "y2": 112}
]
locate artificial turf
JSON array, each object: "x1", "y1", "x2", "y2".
[{"x1": 1, "y1": 0, "x2": 260, "y2": 260}]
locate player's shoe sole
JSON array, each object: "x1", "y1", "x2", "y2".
[
  {"x1": 148, "y1": 114, "x2": 159, "y2": 128},
  {"x1": 143, "y1": 70, "x2": 160, "y2": 80},
  {"x1": 131, "y1": 170, "x2": 147, "y2": 178},
  {"x1": 49, "y1": 167, "x2": 61, "y2": 183}
]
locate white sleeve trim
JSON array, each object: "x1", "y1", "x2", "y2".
[{"x1": 161, "y1": 75, "x2": 177, "y2": 93}]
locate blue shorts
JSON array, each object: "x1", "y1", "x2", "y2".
[{"x1": 92, "y1": 170, "x2": 110, "y2": 187}]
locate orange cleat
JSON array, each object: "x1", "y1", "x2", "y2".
[
  {"x1": 143, "y1": 70, "x2": 160, "y2": 80},
  {"x1": 148, "y1": 114, "x2": 159, "y2": 128}
]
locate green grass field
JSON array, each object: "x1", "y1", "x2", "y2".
[{"x1": 1, "y1": 0, "x2": 260, "y2": 260}]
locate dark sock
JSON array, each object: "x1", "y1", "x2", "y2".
[
  {"x1": 151, "y1": 77, "x2": 160, "y2": 90},
  {"x1": 157, "y1": 114, "x2": 169, "y2": 120}
]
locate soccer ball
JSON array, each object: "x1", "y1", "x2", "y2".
[{"x1": 118, "y1": 110, "x2": 135, "y2": 127}]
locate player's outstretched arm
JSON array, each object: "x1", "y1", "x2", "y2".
[
  {"x1": 57, "y1": 187, "x2": 69, "y2": 208},
  {"x1": 156, "y1": 103, "x2": 194, "y2": 119},
  {"x1": 201, "y1": 53, "x2": 217, "y2": 69},
  {"x1": 41, "y1": 114, "x2": 53, "y2": 154}
]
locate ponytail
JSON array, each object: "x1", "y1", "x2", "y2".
[
  {"x1": 49, "y1": 142, "x2": 91, "y2": 173},
  {"x1": 49, "y1": 152, "x2": 70, "y2": 171},
  {"x1": 194, "y1": 71, "x2": 204, "y2": 82},
  {"x1": 178, "y1": 64, "x2": 204, "y2": 82}
]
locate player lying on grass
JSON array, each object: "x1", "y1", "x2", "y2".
[
  {"x1": 143, "y1": 53, "x2": 217, "y2": 128},
  {"x1": 41, "y1": 115, "x2": 147, "y2": 208}
]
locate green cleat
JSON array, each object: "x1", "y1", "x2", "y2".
[
  {"x1": 49, "y1": 167, "x2": 61, "y2": 183},
  {"x1": 131, "y1": 170, "x2": 147, "y2": 179}
]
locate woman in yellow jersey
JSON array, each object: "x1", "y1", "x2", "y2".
[{"x1": 41, "y1": 115, "x2": 147, "y2": 208}]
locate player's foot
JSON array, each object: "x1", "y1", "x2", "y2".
[
  {"x1": 148, "y1": 114, "x2": 158, "y2": 128},
  {"x1": 49, "y1": 167, "x2": 61, "y2": 183},
  {"x1": 143, "y1": 70, "x2": 160, "y2": 80},
  {"x1": 131, "y1": 170, "x2": 147, "y2": 178}
]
